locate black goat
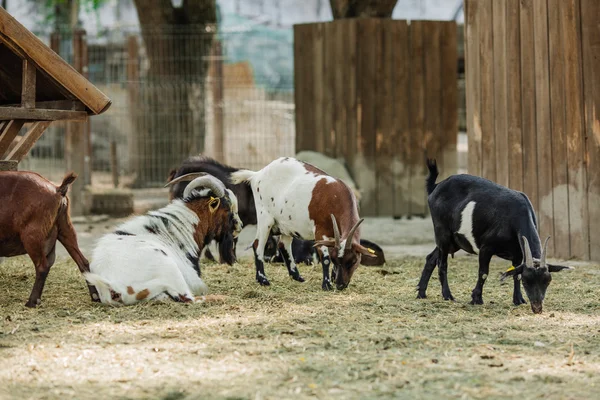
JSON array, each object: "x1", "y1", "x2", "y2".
[
  {"x1": 270, "y1": 238, "x2": 385, "y2": 266},
  {"x1": 418, "y1": 159, "x2": 570, "y2": 314}
]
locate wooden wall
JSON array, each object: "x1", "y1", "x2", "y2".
[
  {"x1": 294, "y1": 19, "x2": 458, "y2": 217},
  {"x1": 465, "y1": 0, "x2": 600, "y2": 260}
]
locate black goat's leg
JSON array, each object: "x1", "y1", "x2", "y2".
[
  {"x1": 279, "y1": 235, "x2": 304, "y2": 282},
  {"x1": 438, "y1": 249, "x2": 454, "y2": 301},
  {"x1": 471, "y1": 247, "x2": 493, "y2": 305},
  {"x1": 253, "y1": 219, "x2": 274, "y2": 286},
  {"x1": 417, "y1": 247, "x2": 439, "y2": 299}
]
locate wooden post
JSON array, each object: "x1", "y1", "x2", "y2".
[
  {"x1": 110, "y1": 140, "x2": 119, "y2": 188},
  {"x1": 211, "y1": 39, "x2": 225, "y2": 162},
  {"x1": 127, "y1": 35, "x2": 139, "y2": 173},
  {"x1": 66, "y1": 28, "x2": 88, "y2": 215},
  {"x1": 21, "y1": 59, "x2": 36, "y2": 109}
]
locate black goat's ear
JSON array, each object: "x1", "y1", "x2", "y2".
[
  {"x1": 499, "y1": 265, "x2": 524, "y2": 282},
  {"x1": 547, "y1": 263, "x2": 572, "y2": 273}
]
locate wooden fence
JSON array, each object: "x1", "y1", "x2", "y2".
[
  {"x1": 464, "y1": 0, "x2": 600, "y2": 260},
  {"x1": 294, "y1": 19, "x2": 458, "y2": 217}
]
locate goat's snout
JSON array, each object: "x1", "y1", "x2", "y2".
[
  {"x1": 336, "y1": 283, "x2": 348, "y2": 291},
  {"x1": 531, "y1": 302, "x2": 543, "y2": 314}
]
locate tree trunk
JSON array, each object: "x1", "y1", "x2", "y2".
[
  {"x1": 329, "y1": 0, "x2": 398, "y2": 18},
  {"x1": 132, "y1": 0, "x2": 216, "y2": 186}
]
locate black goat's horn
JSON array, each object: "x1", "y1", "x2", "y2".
[
  {"x1": 521, "y1": 236, "x2": 533, "y2": 267},
  {"x1": 540, "y1": 236, "x2": 551, "y2": 269}
]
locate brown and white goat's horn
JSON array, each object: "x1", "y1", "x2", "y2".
[
  {"x1": 344, "y1": 218, "x2": 364, "y2": 251},
  {"x1": 330, "y1": 214, "x2": 341, "y2": 248},
  {"x1": 521, "y1": 236, "x2": 533, "y2": 266},
  {"x1": 540, "y1": 236, "x2": 551, "y2": 269},
  {"x1": 164, "y1": 172, "x2": 206, "y2": 187}
]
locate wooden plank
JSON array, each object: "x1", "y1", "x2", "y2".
[
  {"x1": 561, "y1": 0, "x2": 588, "y2": 259},
  {"x1": 0, "y1": 119, "x2": 25, "y2": 157},
  {"x1": 2, "y1": 100, "x2": 86, "y2": 110},
  {"x1": 548, "y1": 0, "x2": 570, "y2": 258},
  {"x1": 440, "y1": 22, "x2": 458, "y2": 181},
  {"x1": 392, "y1": 21, "x2": 410, "y2": 217},
  {"x1": 422, "y1": 21, "x2": 442, "y2": 164},
  {"x1": 0, "y1": 8, "x2": 111, "y2": 115},
  {"x1": 5, "y1": 121, "x2": 51, "y2": 161},
  {"x1": 408, "y1": 21, "x2": 426, "y2": 216},
  {"x1": 479, "y1": 0, "x2": 495, "y2": 181},
  {"x1": 344, "y1": 20, "x2": 357, "y2": 188},
  {"x1": 354, "y1": 19, "x2": 379, "y2": 216},
  {"x1": 506, "y1": 0, "x2": 523, "y2": 191},
  {"x1": 533, "y1": 0, "x2": 555, "y2": 254},
  {"x1": 21, "y1": 58, "x2": 36, "y2": 109},
  {"x1": 376, "y1": 19, "x2": 396, "y2": 216},
  {"x1": 0, "y1": 107, "x2": 87, "y2": 121},
  {"x1": 520, "y1": 0, "x2": 539, "y2": 217},
  {"x1": 333, "y1": 20, "x2": 346, "y2": 159},
  {"x1": 465, "y1": 0, "x2": 482, "y2": 176},
  {"x1": 581, "y1": 0, "x2": 600, "y2": 260},
  {"x1": 312, "y1": 23, "x2": 324, "y2": 153},
  {"x1": 322, "y1": 22, "x2": 336, "y2": 156},
  {"x1": 493, "y1": 0, "x2": 509, "y2": 187}
]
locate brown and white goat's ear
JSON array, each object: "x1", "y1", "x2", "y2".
[
  {"x1": 354, "y1": 243, "x2": 378, "y2": 258},
  {"x1": 208, "y1": 197, "x2": 221, "y2": 213},
  {"x1": 499, "y1": 265, "x2": 524, "y2": 282},
  {"x1": 547, "y1": 263, "x2": 572, "y2": 273}
]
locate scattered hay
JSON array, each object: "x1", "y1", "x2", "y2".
[{"x1": 0, "y1": 255, "x2": 599, "y2": 399}]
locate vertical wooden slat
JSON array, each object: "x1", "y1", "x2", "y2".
[
  {"x1": 493, "y1": 0, "x2": 509, "y2": 187},
  {"x1": 6, "y1": 121, "x2": 51, "y2": 162},
  {"x1": 333, "y1": 21, "x2": 346, "y2": 159},
  {"x1": 423, "y1": 21, "x2": 442, "y2": 163},
  {"x1": 21, "y1": 59, "x2": 36, "y2": 109},
  {"x1": 312, "y1": 23, "x2": 324, "y2": 153},
  {"x1": 581, "y1": 0, "x2": 600, "y2": 260},
  {"x1": 533, "y1": 0, "x2": 555, "y2": 254},
  {"x1": 440, "y1": 22, "x2": 458, "y2": 182},
  {"x1": 520, "y1": 0, "x2": 538, "y2": 214},
  {"x1": 127, "y1": 35, "x2": 140, "y2": 172},
  {"x1": 548, "y1": 0, "x2": 571, "y2": 258},
  {"x1": 409, "y1": 21, "x2": 426, "y2": 215},
  {"x1": 322, "y1": 22, "x2": 335, "y2": 156},
  {"x1": 479, "y1": 0, "x2": 495, "y2": 181},
  {"x1": 343, "y1": 21, "x2": 357, "y2": 180},
  {"x1": 506, "y1": 0, "x2": 523, "y2": 191},
  {"x1": 376, "y1": 19, "x2": 396, "y2": 216},
  {"x1": 0, "y1": 120, "x2": 25, "y2": 158},
  {"x1": 465, "y1": 0, "x2": 482, "y2": 176},
  {"x1": 562, "y1": 0, "x2": 588, "y2": 259},
  {"x1": 293, "y1": 25, "x2": 304, "y2": 152},
  {"x1": 354, "y1": 19, "x2": 379, "y2": 216},
  {"x1": 392, "y1": 21, "x2": 411, "y2": 217}
]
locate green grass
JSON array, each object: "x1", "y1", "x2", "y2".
[{"x1": 0, "y1": 254, "x2": 599, "y2": 399}]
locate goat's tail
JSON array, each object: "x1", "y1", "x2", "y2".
[
  {"x1": 230, "y1": 169, "x2": 256, "y2": 185},
  {"x1": 83, "y1": 273, "x2": 114, "y2": 304},
  {"x1": 425, "y1": 159, "x2": 439, "y2": 195},
  {"x1": 57, "y1": 172, "x2": 77, "y2": 197}
]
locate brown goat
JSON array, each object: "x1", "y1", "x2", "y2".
[{"x1": 0, "y1": 171, "x2": 99, "y2": 307}]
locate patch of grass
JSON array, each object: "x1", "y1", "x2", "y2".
[{"x1": 0, "y1": 254, "x2": 598, "y2": 399}]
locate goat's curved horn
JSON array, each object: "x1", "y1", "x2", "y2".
[
  {"x1": 540, "y1": 236, "x2": 551, "y2": 269},
  {"x1": 521, "y1": 236, "x2": 533, "y2": 266},
  {"x1": 330, "y1": 214, "x2": 341, "y2": 248},
  {"x1": 164, "y1": 172, "x2": 206, "y2": 187},
  {"x1": 344, "y1": 218, "x2": 364, "y2": 251}
]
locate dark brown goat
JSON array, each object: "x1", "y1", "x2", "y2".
[{"x1": 0, "y1": 171, "x2": 99, "y2": 307}]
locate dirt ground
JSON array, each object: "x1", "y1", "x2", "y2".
[{"x1": 1, "y1": 191, "x2": 599, "y2": 399}]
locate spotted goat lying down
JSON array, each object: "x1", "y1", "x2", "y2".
[
  {"x1": 230, "y1": 157, "x2": 376, "y2": 290},
  {"x1": 418, "y1": 159, "x2": 570, "y2": 313},
  {"x1": 84, "y1": 174, "x2": 242, "y2": 305}
]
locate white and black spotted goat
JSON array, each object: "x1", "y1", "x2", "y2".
[
  {"x1": 230, "y1": 157, "x2": 376, "y2": 290},
  {"x1": 84, "y1": 174, "x2": 242, "y2": 305},
  {"x1": 418, "y1": 159, "x2": 570, "y2": 313}
]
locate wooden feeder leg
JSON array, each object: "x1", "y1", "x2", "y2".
[
  {"x1": 6, "y1": 121, "x2": 52, "y2": 162},
  {"x1": 0, "y1": 120, "x2": 26, "y2": 158}
]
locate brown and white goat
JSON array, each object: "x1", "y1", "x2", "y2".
[
  {"x1": 84, "y1": 173, "x2": 242, "y2": 305},
  {"x1": 230, "y1": 157, "x2": 375, "y2": 290},
  {"x1": 0, "y1": 171, "x2": 99, "y2": 307}
]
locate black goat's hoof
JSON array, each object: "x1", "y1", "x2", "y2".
[
  {"x1": 443, "y1": 294, "x2": 455, "y2": 301},
  {"x1": 470, "y1": 298, "x2": 484, "y2": 305},
  {"x1": 322, "y1": 281, "x2": 333, "y2": 291},
  {"x1": 513, "y1": 298, "x2": 527, "y2": 306},
  {"x1": 416, "y1": 292, "x2": 427, "y2": 299},
  {"x1": 292, "y1": 275, "x2": 305, "y2": 283},
  {"x1": 256, "y1": 277, "x2": 271, "y2": 286}
]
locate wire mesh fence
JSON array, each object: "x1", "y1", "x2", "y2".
[{"x1": 18, "y1": 24, "x2": 295, "y2": 187}]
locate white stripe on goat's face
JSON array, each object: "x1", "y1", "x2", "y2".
[{"x1": 457, "y1": 200, "x2": 479, "y2": 254}]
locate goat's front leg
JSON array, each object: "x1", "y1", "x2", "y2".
[
  {"x1": 417, "y1": 247, "x2": 439, "y2": 299},
  {"x1": 318, "y1": 245, "x2": 333, "y2": 291},
  {"x1": 279, "y1": 236, "x2": 304, "y2": 282},
  {"x1": 511, "y1": 257, "x2": 527, "y2": 306},
  {"x1": 252, "y1": 219, "x2": 274, "y2": 286},
  {"x1": 438, "y1": 249, "x2": 454, "y2": 301},
  {"x1": 471, "y1": 247, "x2": 493, "y2": 305}
]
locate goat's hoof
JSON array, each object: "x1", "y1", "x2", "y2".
[
  {"x1": 513, "y1": 298, "x2": 527, "y2": 306},
  {"x1": 292, "y1": 275, "x2": 305, "y2": 283},
  {"x1": 443, "y1": 294, "x2": 455, "y2": 301},
  {"x1": 257, "y1": 278, "x2": 271, "y2": 286},
  {"x1": 470, "y1": 298, "x2": 484, "y2": 305},
  {"x1": 416, "y1": 292, "x2": 427, "y2": 299},
  {"x1": 322, "y1": 282, "x2": 333, "y2": 291}
]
